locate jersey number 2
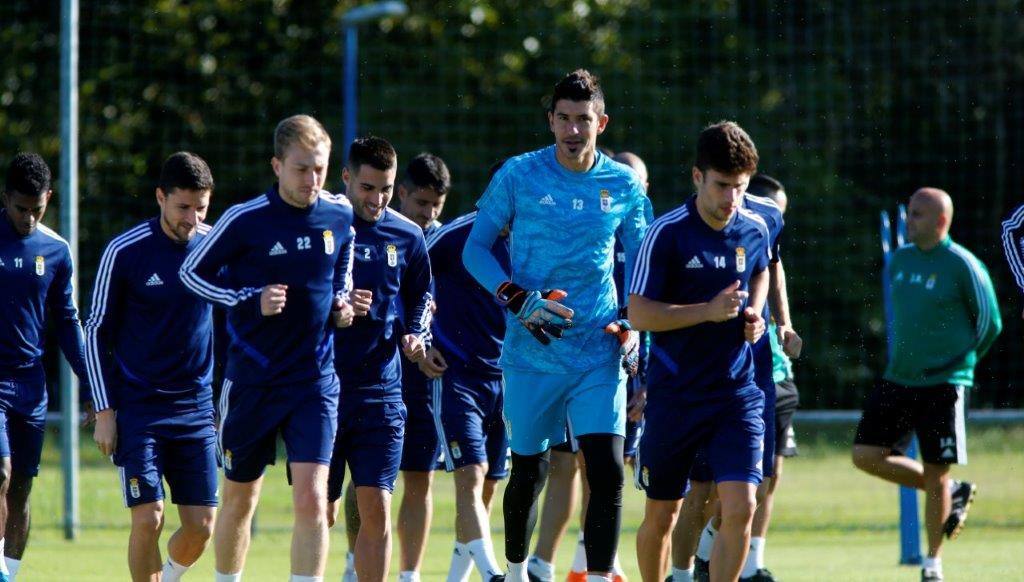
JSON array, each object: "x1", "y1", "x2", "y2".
[{"x1": 296, "y1": 236, "x2": 311, "y2": 250}]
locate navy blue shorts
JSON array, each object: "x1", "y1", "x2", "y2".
[
  {"x1": 435, "y1": 367, "x2": 509, "y2": 480},
  {"x1": 636, "y1": 384, "x2": 765, "y2": 500},
  {"x1": 0, "y1": 367, "x2": 48, "y2": 476},
  {"x1": 328, "y1": 396, "x2": 406, "y2": 499},
  {"x1": 218, "y1": 374, "x2": 340, "y2": 483},
  {"x1": 400, "y1": 395, "x2": 442, "y2": 472},
  {"x1": 624, "y1": 375, "x2": 644, "y2": 459},
  {"x1": 115, "y1": 401, "x2": 218, "y2": 508}
]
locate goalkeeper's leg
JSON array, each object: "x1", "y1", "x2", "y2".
[
  {"x1": 578, "y1": 434, "x2": 625, "y2": 576},
  {"x1": 504, "y1": 450, "x2": 552, "y2": 575}
]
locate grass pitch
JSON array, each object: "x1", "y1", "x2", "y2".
[{"x1": 23, "y1": 424, "x2": 1024, "y2": 580}]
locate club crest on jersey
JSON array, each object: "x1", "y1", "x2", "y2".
[
  {"x1": 323, "y1": 230, "x2": 335, "y2": 254},
  {"x1": 129, "y1": 477, "x2": 141, "y2": 499},
  {"x1": 735, "y1": 247, "x2": 746, "y2": 273},
  {"x1": 926, "y1": 273, "x2": 937, "y2": 290},
  {"x1": 386, "y1": 244, "x2": 398, "y2": 267},
  {"x1": 224, "y1": 449, "x2": 233, "y2": 471},
  {"x1": 35, "y1": 255, "x2": 45, "y2": 276},
  {"x1": 641, "y1": 466, "x2": 650, "y2": 487},
  {"x1": 600, "y1": 189, "x2": 612, "y2": 212},
  {"x1": 449, "y1": 440, "x2": 462, "y2": 460}
]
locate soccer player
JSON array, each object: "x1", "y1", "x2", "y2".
[
  {"x1": 86, "y1": 152, "x2": 218, "y2": 581},
  {"x1": 1001, "y1": 202, "x2": 1024, "y2": 316},
  {"x1": 670, "y1": 166, "x2": 801, "y2": 582},
  {"x1": 394, "y1": 152, "x2": 451, "y2": 582},
  {"x1": 0, "y1": 153, "x2": 91, "y2": 581},
  {"x1": 419, "y1": 159, "x2": 512, "y2": 582},
  {"x1": 327, "y1": 137, "x2": 433, "y2": 582},
  {"x1": 179, "y1": 114, "x2": 356, "y2": 582},
  {"x1": 530, "y1": 150, "x2": 651, "y2": 582},
  {"x1": 463, "y1": 69, "x2": 652, "y2": 582},
  {"x1": 852, "y1": 188, "x2": 1001, "y2": 582},
  {"x1": 631, "y1": 121, "x2": 770, "y2": 582}
]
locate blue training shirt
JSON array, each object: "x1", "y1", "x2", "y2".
[
  {"x1": 179, "y1": 185, "x2": 356, "y2": 387},
  {"x1": 0, "y1": 210, "x2": 90, "y2": 389},
  {"x1": 630, "y1": 195, "x2": 770, "y2": 400},
  {"x1": 466, "y1": 145, "x2": 652, "y2": 373},
  {"x1": 335, "y1": 208, "x2": 432, "y2": 403},
  {"x1": 85, "y1": 218, "x2": 215, "y2": 411}
]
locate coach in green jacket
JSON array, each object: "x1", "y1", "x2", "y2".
[{"x1": 852, "y1": 187, "x2": 1001, "y2": 582}]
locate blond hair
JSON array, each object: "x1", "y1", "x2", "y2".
[{"x1": 273, "y1": 114, "x2": 332, "y2": 159}]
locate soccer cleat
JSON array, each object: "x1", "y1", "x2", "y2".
[
  {"x1": 528, "y1": 571, "x2": 547, "y2": 582},
  {"x1": 921, "y1": 567, "x2": 944, "y2": 581},
  {"x1": 614, "y1": 575, "x2": 628, "y2": 582},
  {"x1": 566, "y1": 571, "x2": 587, "y2": 582},
  {"x1": 694, "y1": 558, "x2": 711, "y2": 582},
  {"x1": 490, "y1": 576, "x2": 508, "y2": 582},
  {"x1": 943, "y1": 479, "x2": 977, "y2": 539},
  {"x1": 740, "y1": 568, "x2": 778, "y2": 581}
]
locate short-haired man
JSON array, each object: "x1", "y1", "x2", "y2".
[
  {"x1": 463, "y1": 69, "x2": 652, "y2": 582},
  {"x1": 852, "y1": 188, "x2": 1001, "y2": 582},
  {"x1": 86, "y1": 152, "x2": 218, "y2": 581},
  {"x1": 179, "y1": 114, "x2": 357, "y2": 581},
  {"x1": 327, "y1": 137, "x2": 433, "y2": 582},
  {"x1": 632, "y1": 121, "x2": 770, "y2": 582},
  {"x1": 530, "y1": 150, "x2": 651, "y2": 582},
  {"x1": 397, "y1": 152, "x2": 450, "y2": 236},
  {"x1": 0, "y1": 153, "x2": 92, "y2": 581}
]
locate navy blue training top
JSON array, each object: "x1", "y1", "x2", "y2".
[
  {"x1": 629, "y1": 196, "x2": 770, "y2": 400},
  {"x1": 334, "y1": 208, "x2": 433, "y2": 403},
  {"x1": 0, "y1": 210, "x2": 90, "y2": 391},
  {"x1": 179, "y1": 185, "x2": 355, "y2": 387},
  {"x1": 85, "y1": 218, "x2": 215, "y2": 410}
]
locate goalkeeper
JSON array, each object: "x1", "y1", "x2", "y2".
[{"x1": 462, "y1": 69, "x2": 652, "y2": 582}]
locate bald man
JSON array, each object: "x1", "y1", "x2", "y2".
[{"x1": 852, "y1": 188, "x2": 1001, "y2": 582}]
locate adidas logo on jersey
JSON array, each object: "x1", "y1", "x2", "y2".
[
  {"x1": 685, "y1": 256, "x2": 703, "y2": 269},
  {"x1": 145, "y1": 273, "x2": 163, "y2": 286},
  {"x1": 269, "y1": 241, "x2": 287, "y2": 256},
  {"x1": 539, "y1": 194, "x2": 556, "y2": 206}
]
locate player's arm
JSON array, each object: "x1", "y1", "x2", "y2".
[
  {"x1": 966, "y1": 257, "x2": 1002, "y2": 358},
  {"x1": 743, "y1": 266, "x2": 769, "y2": 344},
  {"x1": 767, "y1": 230, "x2": 802, "y2": 357},
  {"x1": 1001, "y1": 206, "x2": 1024, "y2": 318},
  {"x1": 179, "y1": 211, "x2": 265, "y2": 313},
  {"x1": 332, "y1": 226, "x2": 356, "y2": 327},
  {"x1": 82, "y1": 241, "x2": 125, "y2": 456},
  {"x1": 50, "y1": 248, "x2": 92, "y2": 403},
  {"x1": 400, "y1": 234, "x2": 433, "y2": 363}
]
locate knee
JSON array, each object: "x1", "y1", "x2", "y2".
[
  {"x1": 294, "y1": 485, "x2": 328, "y2": 525},
  {"x1": 851, "y1": 445, "x2": 880, "y2": 471},
  {"x1": 643, "y1": 504, "x2": 680, "y2": 535},
  {"x1": 720, "y1": 495, "x2": 756, "y2": 525},
  {"x1": 0, "y1": 463, "x2": 10, "y2": 493},
  {"x1": 182, "y1": 511, "x2": 215, "y2": 543},
  {"x1": 509, "y1": 452, "x2": 550, "y2": 490},
  {"x1": 131, "y1": 506, "x2": 164, "y2": 537}
]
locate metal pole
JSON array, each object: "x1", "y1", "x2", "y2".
[
  {"x1": 343, "y1": 25, "x2": 358, "y2": 162},
  {"x1": 59, "y1": 0, "x2": 80, "y2": 541}
]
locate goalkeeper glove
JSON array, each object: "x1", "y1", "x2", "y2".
[
  {"x1": 605, "y1": 319, "x2": 640, "y2": 377},
  {"x1": 496, "y1": 282, "x2": 574, "y2": 345}
]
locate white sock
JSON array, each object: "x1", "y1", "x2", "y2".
[
  {"x1": 342, "y1": 551, "x2": 357, "y2": 582},
  {"x1": 695, "y1": 519, "x2": 717, "y2": 561},
  {"x1": 4, "y1": 557, "x2": 18, "y2": 580},
  {"x1": 507, "y1": 561, "x2": 528, "y2": 582},
  {"x1": 570, "y1": 533, "x2": 588, "y2": 572},
  {"x1": 447, "y1": 542, "x2": 473, "y2": 582},
  {"x1": 0, "y1": 540, "x2": 7, "y2": 576},
  {"x1": 740, "y1": 540, "x2": 759, "y2": 578},
  {"x1": 527, "y1": 555, "x2": 554, "y2": 580},
  {"x1": 672, "y1": 566, "x2": 695, "y2": 582},
  {"x1": 398, "y1": 571, "x2": 420, "y2": 582},
  {"x1": 611, "y1": 551, "x2": 624, "y2": 575},
  {"x1": 161, "y1": 557, "x2": 190, "y2": 581},
  {"x1": 467, "y1": 537, "x2": 503, "y2": 578},
  {"x1": 586, "y1": 576, "x2": 612, "y2": 582},
  {"x1": 923, "y1": 557, "x2": 943, "y2": 572},
  {"x1": 289, "y1": 576, "x2": 322, "y2": 582},
  {"x1": 751, "y1": 536, "x2": 765, "y2": 569},
  {"x1": 214, "y1": 572, "x2": 242, "y2": 582}
]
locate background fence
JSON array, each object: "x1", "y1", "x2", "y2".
[{"x1": 2, "y1": 0, "x2": 1022, "y2": 409}]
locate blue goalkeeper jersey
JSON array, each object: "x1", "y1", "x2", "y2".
[
  {"x1": 85, "y1": 218, "x2": 215, "y2": 411},
  {"x1": 334, "y1": 209, "x2": 433, "y2": 402},
  {"x1": 179, "y1": 185, "x2": 355, "y2": 387},
  {"x1": 630, "y1": 196, "x2": 770, "y2": 400},
  {"x1": 0, "y1": 210, "x2": 90, "y2": 387},
  {"x1": 472, "y1": 145, "x2": 652, "y2": 373}
]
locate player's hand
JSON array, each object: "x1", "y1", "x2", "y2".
[
  {"x1": 93, "y1": 409, "x2": 117, "y2": 458},
  {"x1": 605, "y1": 319, "x2": 640, "y2": 377},
  {"x1": 417, "y1": 347, "x2": 448, "y2": 378},
  {"x1": 260, "y1": 283, "x2": 288, "y2": 316},
  {"x1": 627, "y1": 384, "x2": 647, "y2": 422},
  {"x1": 402, "y1": 334, "x2": 427, "y2": 363},
  {"x1": 706, "y1": 280, "x2": 748, "y2": 322},
  {"x1": 80, "y1": 400, "x2": 97, "y2": 427},
  {"x1": 496, "y1": 282, "x2": 574, "y2": 345},
  {"x1": 332, "y1": 296, "x2": 355, "y2": 328},
  {"x1": 777, "y1": 324, "x2": 803, "y2": 358},
  {"x1": 743, "y1": 307, "x2": 765, "y2": 344},
  {"x1": 351, "y1": 289, "x2": 373, "y2": 317}
]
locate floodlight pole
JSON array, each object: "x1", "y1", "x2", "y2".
[
  {"x1": 342, "y1": 1, "x2": 408, "y2": 160},
  {"x1": 59, "y1": 0, "x2": 80, "y2": 541}
]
